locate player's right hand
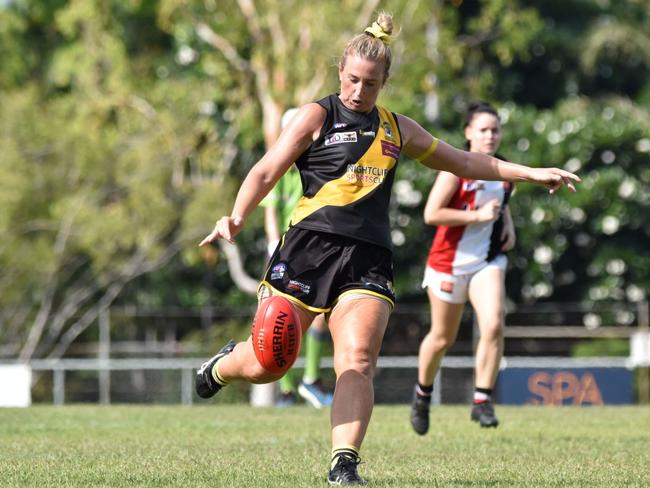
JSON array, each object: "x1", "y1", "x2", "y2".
[
  {"x1": 199, "y1": 216, "x2": 243, "y2": 246},
  {"x1": 475, "y1": 199, "x2": 501, "y2": 223},
  {"x1": 530, "y1": 167, "x2": 581, "y2": 194}
]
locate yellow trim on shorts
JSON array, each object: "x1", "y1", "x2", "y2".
[
  {"x1": 334, "y1": 289, "x2": 395, "y2": 310},
  {"x1": 257, "y1": 281, "x2": 331, "y2": 314}
]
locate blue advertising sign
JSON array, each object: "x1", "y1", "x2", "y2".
[{"x1": 496, "y1": 367, "x2": 633, "y2": 405}]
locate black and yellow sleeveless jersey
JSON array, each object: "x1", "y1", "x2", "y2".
[{"x1": 290, "y1": 94, "x2": 402, "y2": 250}]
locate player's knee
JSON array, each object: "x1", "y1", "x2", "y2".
[
  {"x1": 432, "y1": 334, "x2": 455, "y2": 353},
  {"x1": 481, "y1": 322, "x2": 504, "y2": 343},
  {"x1": 335, "y1": 346, "x2": 375, "y2": 378}
]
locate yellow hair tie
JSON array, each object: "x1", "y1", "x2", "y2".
[{"x1": 365, "y1": 22, "x2": 391, "y2": 45}]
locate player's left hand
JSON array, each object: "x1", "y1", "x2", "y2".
[{"x1": 531, "y1": 168, "x2": 581, "y2": 194}]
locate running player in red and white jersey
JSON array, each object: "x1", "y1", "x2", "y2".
[{"x1": 411, "y1": 101, "x2": 515, "y2": 433}]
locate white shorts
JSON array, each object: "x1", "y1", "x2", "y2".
[{"x1": 421, "y1": 254, "x2": 507, "y2": 304}]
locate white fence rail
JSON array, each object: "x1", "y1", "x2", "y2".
[{"x1": 11, "y1": 355, "x2": 631, "y2": 406}]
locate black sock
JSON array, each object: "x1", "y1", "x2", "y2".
[
  {"x1": 415, "y1": 382, "x2": 433, "y2": 403},
  {"x1": 473, "y1": 387, "x2": 493, "y2": 403}
]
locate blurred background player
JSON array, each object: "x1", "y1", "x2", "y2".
[
  {"x1": 411, "y1": 101, "x2": 515, "y2": 433},
  {"x1": 259, "y1": 108, "x2": 334, "y2": 409}
]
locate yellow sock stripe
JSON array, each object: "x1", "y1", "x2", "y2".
[
  {"x1": 331, "y1": 446, "x2": 360, "y2": 469},
  {"x1": 414, "y1": 138, "x2": 439, "y2": 162},
  {"x1": 332, "y1": 445, "x2": 359, "y2": 457},
  {"x1": 212, "y1": 361, "x2": 228, "y2": 386}
]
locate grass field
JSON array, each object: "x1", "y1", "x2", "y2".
[{"x1": 1, "y1": 404, "x2": 649, "y2": 487}]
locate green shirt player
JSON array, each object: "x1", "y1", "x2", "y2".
[
  {"x1": 260, "y1": 164, "x2": 301, "y2": 255},
  {"x1": 259, "y1": 109, "x2": 334, "y2": 409}
]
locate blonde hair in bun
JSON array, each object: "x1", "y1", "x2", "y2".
[{"x1": 339, "y1": 12, "x2": 394, "y2": 82}]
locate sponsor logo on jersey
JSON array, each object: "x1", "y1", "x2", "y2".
[
  {"x1": 270, "y1": 263, "x2": 287, "y2": 280},
  {"x1": 462, "y1": 181, "x2": 485, "y2": 192},
  {"x1": 382, "y1": 122, "x2": 395, "y2": 141},
  {"x1": 324, "y1": 131, "x2": 357, "y2": 146},
  {"x1": 380, "y1": 140, "x2": 400, "y2": 159},
  {"x1": 333, "y1": 122, "x2": 348, "y2": 129},
  {"x1": 359, "y1": 130, "x2": 376, "y2": 137},
  {"x1": 345, "y1": 164, "x2": 390, "y2": 186},
  {"x1": 287, "y1": 279, "x2": 311, "y2": 294}
]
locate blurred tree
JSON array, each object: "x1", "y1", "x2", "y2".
[
  {"x1": 1, "y1": 0, "x2": 648, "y2": 361},
  {"x1": 390, "y1": 1, "x2": 650, "y2": 321},
  {"x1": 0, "y1": 0, "x2": 241, "y2": 359},
  {"x1": 499, "y1": 99, "x2": 649, "y2": 307}
]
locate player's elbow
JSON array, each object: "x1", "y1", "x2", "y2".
[
  {"x1": 423, "y1": 210, "x2": 442, "y2": 226},
  {"x1": 423, "y1": 216, "x2": 437, "y2": 226},
  {"x1": 250, "y1": 163, "x2": 276, "y2": 186}
]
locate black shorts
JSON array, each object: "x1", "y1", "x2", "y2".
[{"x1": 259, "y1": 227, "x2": 395, "y2": 313}]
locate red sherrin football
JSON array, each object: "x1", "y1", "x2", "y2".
[{"x1": 251, "y1": 296, "x2": 301, "y2": 374}]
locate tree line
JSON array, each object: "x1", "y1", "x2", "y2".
[{"x1": 1, "y1": 0, "x2": 648, "y2": 360}]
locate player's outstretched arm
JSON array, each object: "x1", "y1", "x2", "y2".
[{"x1": 398, "y1": 114, "x2": 580, "y2": 193}]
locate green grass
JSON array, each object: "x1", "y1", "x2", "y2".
[{"x1": 1, "y1": 405, "x2": 649, "y2": 487}]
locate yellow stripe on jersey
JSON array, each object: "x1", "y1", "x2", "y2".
[{"x1": 290, "y1": 106, "x2": 401, "y2": 226}]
